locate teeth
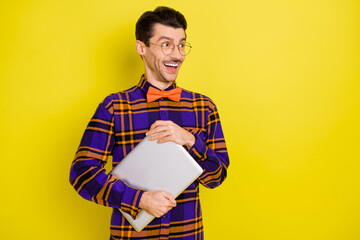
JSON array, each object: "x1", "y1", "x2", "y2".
[{"x1": 164, "y1": 63, "x2": 179, "y2": 67}]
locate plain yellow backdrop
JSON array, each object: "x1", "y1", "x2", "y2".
[{"x1": 1, "y1": 0, "x2": 360, "y2": 239}]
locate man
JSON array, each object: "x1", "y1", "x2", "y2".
[{"x1": 70, "y1": 6, "x2": 229, "y2": 240}]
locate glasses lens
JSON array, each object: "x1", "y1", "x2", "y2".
[
  {"x1": 178, "y1": 43, "x2": 192, "y2": 56},
  {"x1": 183, "y1": 43, "x2": 191, "y2": 55},
  {"x1": 161, "y1": 41, "x2": 174, "y2": 55}
]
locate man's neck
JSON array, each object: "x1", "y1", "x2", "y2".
[{"x1": 145, "y1": 73, "x2": 173, "y2": 90}]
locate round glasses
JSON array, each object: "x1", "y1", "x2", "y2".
[{"x1": 150, "y1": 41, "x2": 192, "y2": 56}]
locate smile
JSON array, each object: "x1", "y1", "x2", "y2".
[
  {"x1": 163, "y1": 61, "x2": 181, "y2": 73},
  {"x1": 164, "y1": 63, "x2": 179, "y2": 68}
]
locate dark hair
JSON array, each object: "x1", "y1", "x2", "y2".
[{"x1": 136, "y1": 6, "x2": 187, "y2": 46}]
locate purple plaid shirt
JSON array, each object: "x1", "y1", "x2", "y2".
[{"x1": 70, "y1": 75, "x2": 229, "y2": 239}]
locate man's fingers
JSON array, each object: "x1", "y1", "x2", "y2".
[
  {"x1": 148, "y1": 132, "x2": 168, "y2": 141},
  {"x1": 147, "y1": 126, "x2": 169, "y2": 139},
  {"x1": 146, "y1": 120, "x2": 173, "y2": 136},
  {"x1": 162, "y1": 192, "x2": 177, "y2": 206},
  {"x1": 145, "y1": 120, "x2": 195, "y2": 148},
  {"x1": 156, "y1": 136, "x2": 175, "y2": 144},
  {"x1": 139, "y1": 190, "x2": 177, "y2": 218},
  {"x1": 149, "y1": 202, "x2": 175, "y2": 218},
  {"x1": 146, "y1": 125, "x2": 161, "y2": 136}
]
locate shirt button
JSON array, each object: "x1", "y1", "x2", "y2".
[
  {"x1": 162, "y1": 112, "x2": 165, "y2": 115},
  {"x1": 163, "y1": 216, "x2": 167, "y2": 219}
]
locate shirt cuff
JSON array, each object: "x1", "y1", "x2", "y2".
[
  {"x1": 188, "y1": 134, "x2": 208, "y2": 162},
  {"x1": 120, "y1": 186, "x2": 144, "y2": 219}
]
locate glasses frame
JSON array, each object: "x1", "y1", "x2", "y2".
[{"x1": 149, "y1": 41, "x2": 192, "y2": 56}]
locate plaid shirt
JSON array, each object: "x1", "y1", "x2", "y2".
[{"x1": 70, "y1": 75, "x2": 229, "y2": 239}]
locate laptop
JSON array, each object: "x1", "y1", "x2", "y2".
[{"x1": 109, "y1": 135, "x2": 203, "y2": 232}]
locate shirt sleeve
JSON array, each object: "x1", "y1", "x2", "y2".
[
  {"x1": 69, "y1": 98, "x2": 144, "y2": 219},
  {"x1": 188, "y1": 101, "x2": 229, "y2": 188}
]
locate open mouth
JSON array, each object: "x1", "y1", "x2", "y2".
[{"x1": 164, "y1": 62, "x2": 180, "y2": 73}]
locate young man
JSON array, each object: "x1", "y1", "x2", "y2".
[{"x1": 70, "y1": 6, "x2": 229, "y2": 240}]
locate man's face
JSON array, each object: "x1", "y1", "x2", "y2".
[{"x1": 140, "y1": 23, "x2": 186, "y2": 86}]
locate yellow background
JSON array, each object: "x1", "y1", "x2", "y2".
[{"x1": 1, "y1": 0, "x2": 359, "y2": 239}]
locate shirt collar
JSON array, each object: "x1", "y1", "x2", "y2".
[{"x1": 137, "y1": 74, "x2": 177, "y2": 94}]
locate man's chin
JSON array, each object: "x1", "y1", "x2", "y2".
[{"x1": 161, "y1": 73, "x2": 178, "y2": 83}]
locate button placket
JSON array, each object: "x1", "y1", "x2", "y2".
[
  {"x1": 159, "y1": 99, "x2": 169, "y2": 121},
  {"x1": 160, "y1": 212, "x2": 171, "y2": 238}
]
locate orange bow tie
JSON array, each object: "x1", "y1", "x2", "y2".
[{"x1": 147, "y1": 86, "x2": 182, "y2": 102}]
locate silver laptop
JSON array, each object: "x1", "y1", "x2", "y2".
[{"x1": 109, "y1": 135, "x2": 203, "y2": 232}]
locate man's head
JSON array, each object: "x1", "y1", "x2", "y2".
[{"x1": 135, "y1": 7, "x2": 190, "y2": 89}]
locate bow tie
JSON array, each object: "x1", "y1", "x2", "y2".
[{"x1": 147, "y1": 86, "x2": 182, "y2": 102}]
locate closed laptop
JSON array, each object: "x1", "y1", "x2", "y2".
[{"x1": 109, "y1": 136, "x2": 203, "y2": 232}]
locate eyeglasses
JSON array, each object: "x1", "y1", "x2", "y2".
[{"x1": 150, "y1": 41, "x2": 192, "y2": 56}]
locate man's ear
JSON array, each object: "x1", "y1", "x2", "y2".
[{"x1": 136, "y1": 40, "x2": 146, "y2": 57}]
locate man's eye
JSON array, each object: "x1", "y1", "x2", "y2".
[
  {"x1": 179, "y1": 43, "x2": 185, "y2": 48},
  {"x1": 162, "y1": 42, "x2": 170, "y2": 47}
]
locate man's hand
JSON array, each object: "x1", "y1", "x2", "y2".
[
  {"x1": 139, "y1": 190, "x2": 177, "y2": 218},
  {"x1": 146, "y1": 120, "x2": 195, "y2": 150}
]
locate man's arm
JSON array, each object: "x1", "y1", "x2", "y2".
[
  {"x1": 189, "y1": 102, "x2": 229, "y2": 188},
  {"x1": 69, "y1": 99, "x2": 144, "y2": 219}
]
